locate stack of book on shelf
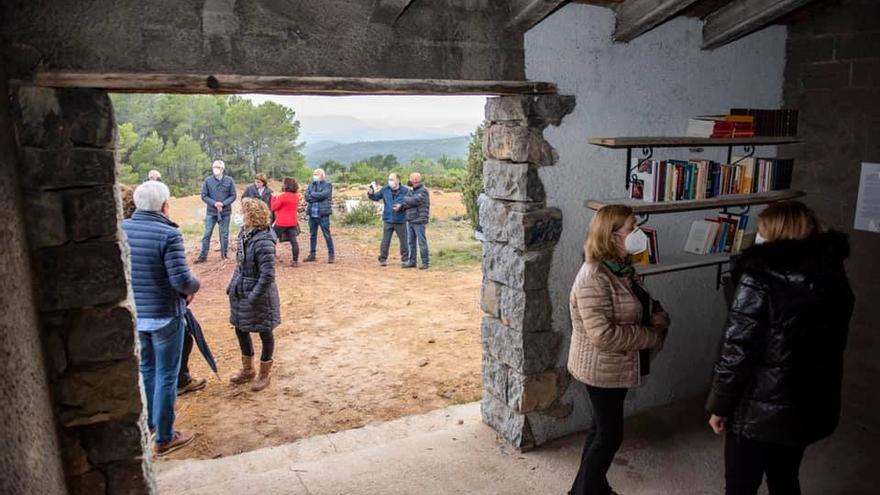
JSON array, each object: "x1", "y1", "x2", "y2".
[
  {"x1": 630, "y1": 157, "x2": 794, "y2": 202},
  {"x1": 686, "y1": 114, "x2": 756, "y2": 138},
  {"x1": 684, "y1": 213, "x2": 756, "y2": 256},
  {"x1": 631, "y1": 227, "x2": 660, "y2": 266},
  {"x1": 730, "y1": 108, "x2": 799, "y2": 137}
]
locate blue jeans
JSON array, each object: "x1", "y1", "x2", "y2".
[
  {"x1": 407, "y1": 223, "x2": 429, "y2": 267},
  {"x1": 138, "y1": 317, "x2": 185, "y2": 445},
  {"x1": 200, "y1": 213, "x2": 230, "y2": 259},
  {"x1": 308, "y1": 215, "x2": 335, "y2": 257}
]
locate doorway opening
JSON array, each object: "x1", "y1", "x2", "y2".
[{"x1": 113, "y1": 92, "x2": 488, "y2": 459}]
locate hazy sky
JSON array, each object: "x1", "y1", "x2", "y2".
[{"x1": 243, "y1": 94, "x2": 487, "y2": 143}]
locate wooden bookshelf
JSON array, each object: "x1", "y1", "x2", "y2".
[
  {"x1": 635, "y1": 252, "x2": 735, "y2": 277},
  {"x1": 585, "y1": 189, "x2": 805, "y2": 213},
  {"x1": 589, "y1": 136, "x2": 801, "y2": 148}
]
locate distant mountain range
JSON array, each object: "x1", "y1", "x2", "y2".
[{"x1": 302, "y1": 136, "x2": 471, "y2": 166}]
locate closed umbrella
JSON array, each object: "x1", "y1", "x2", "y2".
[{"x1": 184, "y1": 308, "x2": 219, "y2": 378}]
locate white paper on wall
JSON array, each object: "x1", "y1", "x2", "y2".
[{"x1": 854, "y1": 162, "x2": 880, "y2": 233}]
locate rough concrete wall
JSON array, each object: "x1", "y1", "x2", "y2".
[
  {"x1": 0, "y1": 72, "x2": 67, "y2": 495},
  {"x1": 523, "y1": 4, "x2": 786, "y2": 442},
  {"x1": 1, "y1": 0, "x2": 523, "y2": 81},
  {"x1": 11, "y1": 86, "x2": 154, "y2": 494},
  {"x1": 782, "y1": 0, "x2": 880, "y2": 430}
]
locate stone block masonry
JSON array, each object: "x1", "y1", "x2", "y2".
[
  {"x1": 479, "y1": 95, "x2": 574, "y2": 449},
  {"x1": 11, "y1": 86, "x2": 154, "y2": 494}
]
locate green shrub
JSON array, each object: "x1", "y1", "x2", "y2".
[
  {"x1": 432, "y1": 244, "x2": 482, "y2": 269},
  {"x1": 340, "y1": 201, "x2": 381, "y2": 226},
  {"x1": 461, "y1": 125, "x2": 485, "y2": 231}
]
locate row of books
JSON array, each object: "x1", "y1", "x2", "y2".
[
  {"x1": 731, "y1": 108, "x2": 799, "y2": 137},
  {"x1": 686, "y1": 114, "x2": 755, "y2": 138},
  {"x1": 685, "y1": 109, "x2": 798, "y2": 138},
  {"x1": 630, "y1": 157, "x2": 794, "y2": 202},
  {"x1": 684, "y1": 214, "x2": 756, "y2": 256}
]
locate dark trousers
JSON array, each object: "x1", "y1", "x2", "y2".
[
  {"x1": 406, "y1": 222, "x2": 429, "y2": 267},
  {"x1": 379, "y1": 222, "x2": 408, "y2": 263},
  {"x1": 199, "y1": 213, "x2": 230, "y2": 259},
  {"x1": 571, "y1": 384, "x2": 628, "y2": 495},
  {"x1": 725, "y1": 433, "x2": 806, "y2": 495},
  {"x1": 308, "y1": 215, "x2": 335, "y2": 257},
  {"x1": 177, "y1": 330, "x2": 194, "y2": 388},
  {"x1": 235, "y1": 328, "x2": 275, "y2": 362}
]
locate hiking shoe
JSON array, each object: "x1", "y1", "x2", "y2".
[
  {"x1": 177, "y1": 377, "x2": 206, "y2": 396},
  {"x1": 304, "y1": 255, "x2": 316, "y2": 262},
  {"x1": 153, "y1": 430, "x2": 195, "y2": 457},
  {"x1": 291, "y1": 260, "x2": 299, "y2": 267},
  {"x1": 194, "y1": 258, "x2": 207, "y2": 264},
  {"x1": 402, "y1": 263, "x2": 416, "y2": 269},
  {"x1": 379, "y1": 260, "x2": 387, "y2": 267},
  {"x1": 419, "y1": 265, "x2": 430, "y2": 270},
  {"x1": 328, "y1": 256, "x2": 335, "y2": 264}
]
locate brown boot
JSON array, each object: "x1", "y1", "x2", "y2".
[
  {"x1": 153, "y1": 430, "x2": 195, "y2": 457},
  {"x1": 229, "y1": 355, "x2": 256, "y2": 385},
  {"x1": 250, "y1": 360, "x2": 273, "y2": 392}
]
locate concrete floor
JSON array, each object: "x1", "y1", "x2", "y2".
[{"x1": 157, "y1": 398, "x2": 879, "y2": 494}]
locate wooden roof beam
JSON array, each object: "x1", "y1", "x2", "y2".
[
  {"x1": 613, "y1": 0, "x2": 702, "y2": 42},
  {"x1": 370, "y1": 0, "x2": 416, "y2": 26},
  {"x1": 507, "y1": 0, "x2": 568, "y2": 32},
  {"x1": 702, "y1": 0, "x2": 814, "y2": 49}
]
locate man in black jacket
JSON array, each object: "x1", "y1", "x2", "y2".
[{"x1": 395, "y1": 172, "x2": 430, "y2": 269}]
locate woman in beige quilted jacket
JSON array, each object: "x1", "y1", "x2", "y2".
[{"x1": 568, "y1": 205, "x2": 670, "y2": 495}]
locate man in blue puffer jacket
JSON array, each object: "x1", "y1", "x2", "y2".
[
  {"x1": 367, "y1": 172, "x2": 410, "y2": 267},
  {"x1": 303, "y1": 168, "x2": 336, "y2": 263},
  {"x1": 122, "y1": 181, "x2": 201, "y2": 457}
]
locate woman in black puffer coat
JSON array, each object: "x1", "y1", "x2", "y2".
[
  {"x1": 228, "y1": 198, "x2": 281, "y2": 392},
  {"x1": 707, "y1": 201, "x2": 854, "y2": 495}
]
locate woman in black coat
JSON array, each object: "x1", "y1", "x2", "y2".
[
  {"x1": 228, "y1": 198, "x2": 281, "y2": 392},
  {"x1": 707, "y1": 201, "x2": 854, "y2": 495}
]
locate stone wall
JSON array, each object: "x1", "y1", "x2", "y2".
[
  {"x1": 11, "y1": 86, "x2": 153, "y2": 494},
  {"x1": 782, "y1": 0, "x2": 880, "y2": 430},
  {"x1": 521, "y1": 4, "x2": 786, "y2": 444},
  {"x1": 479, "y1": 94, "x2": 575, "y2": 448},
  {"x1": 0, "y1": 71, "x2": 68, "y2": 495},
  {"x1": 1, "y1": 0, "x2": 524, "y2": 82}
]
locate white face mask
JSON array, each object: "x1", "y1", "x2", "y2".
[
  {"x1": 213, "y1": 168, "x2": 223, "y2": 178},
  {"x1": 313, "y1": 175, "x2": 322, "y2": 182},
  {"x1": 233, "y1": 214, "x2": 245, "y2": 227},
  {"x1": 388, "y1": 180, "x2": 398, "y2": 189},
  {"x1": 624, "y1": 227, "x2": 649, "y2": 255},
  {"x1": 755, "y1": 233, "x2": 767, "y2": 245}
]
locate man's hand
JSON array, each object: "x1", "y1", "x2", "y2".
[
  {"x1": 214, "y1": 201, "x2": 224, "y2": 209},
  {"x1": 185, "y1": 293, "x2": 195, "y2": 306},
  {"x1": 709, "y1": 415, "x2": 726, "y2": 435},
  {"x1": 392, "y1": 204, "x2": 402, "y2": 212},
  {"x1": 651, "y1": 311, "x2": 671, "y2": 330}
]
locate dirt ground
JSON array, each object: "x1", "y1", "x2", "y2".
[{"x1": 162, "y1": 187, "x2": 483, "y2": 460}]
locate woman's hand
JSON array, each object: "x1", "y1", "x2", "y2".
[
  {"x1": 651, "y1": 311, "x2": 671, "y2": 330},
  {"x1": 709, "y1": 414, "x2": 726, "y2": 435}
]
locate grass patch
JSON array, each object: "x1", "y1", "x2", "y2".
[{"x1": 432, "y1": 243, "x2": 482, "y2": 270}]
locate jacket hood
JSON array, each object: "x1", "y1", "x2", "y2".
[{"x1": 736, "y1": 230, "x2": 849, "y2": 282}]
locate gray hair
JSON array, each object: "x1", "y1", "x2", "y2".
[
  {"x1": 133, "y1": 180, "x2": 171, "y2": 212},
  {"x1": 147, "y1": 169, "x2": 162, "y2": 181}
]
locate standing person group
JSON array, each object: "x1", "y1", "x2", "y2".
[{"x1": 567, "y1": 200, "x2": 854, "y2": 495}]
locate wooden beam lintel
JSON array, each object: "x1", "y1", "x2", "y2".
[
  {"x1": 613, "y1": 0, "x2": 702, "y2": 42},
  {"x1": 10, "y1": 72, "x2": 559, "y2": 96}
]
